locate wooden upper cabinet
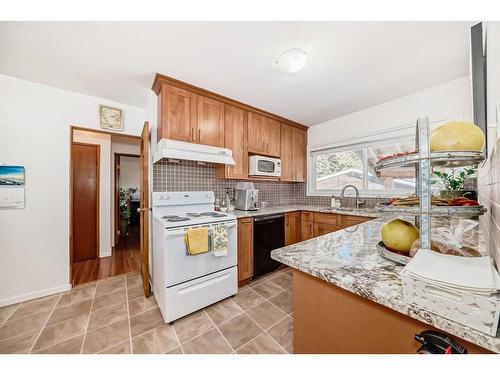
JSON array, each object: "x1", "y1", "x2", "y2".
[
  {"x1": 247, "y1": 112, "x2": 265, "y2": 154},
  {"x1": 196, "y1": 95, "x2": 225, "y2": 147},
  {"x1": 157, "y1": 84, "x2": 224, "y2": 147},
  {"x1": 280, "y1": 124, "x2": 307, "y2": 182},
  {"x1": 248, "y1": 113, "x2": 281, "y2": 157},
  {"x1": 263, "y1": 117, "x2": 281, "y2": 157},
  {"x1": 285, "y1": 211, "x2": 302, "y2": 246},
  {"x1": 215, "y1": 105, "x2": 248, "y2": 180},
  {"x1": 158, "y1": 84, "x2": 197, "y2": 143},
  {"x1": 280, "y1": 124, "x2": 294, "y2": 181},
  {"x1": 292, "y1": 127, "x2": 307, "y2": 182}
]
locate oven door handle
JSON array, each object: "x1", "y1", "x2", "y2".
[{"x1": 164, "y1": 221, "x2": 237, "y2": 238}]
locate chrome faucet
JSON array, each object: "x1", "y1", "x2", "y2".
[{"x1": 339, "y1": 185, "x2": 366, "y2": 209}]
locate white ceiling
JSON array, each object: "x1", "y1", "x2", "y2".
[{"x1": 0, "y1": 22, "x2": 474, "y2": 126}]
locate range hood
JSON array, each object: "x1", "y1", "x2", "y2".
[{"x1": 154, "y1": 139, "x2": 235, "y2": 165}]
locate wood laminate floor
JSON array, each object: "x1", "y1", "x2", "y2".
[
  {"x1": 0, "y1": 268, "x2": 293, "y2": 354},
  {"x1": 72, "y1": 224, "x2": 141, "y2": 286}
]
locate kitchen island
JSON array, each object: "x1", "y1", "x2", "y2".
[{"x1": 271, "y1": 213, "x2": 500, "y2": 354}]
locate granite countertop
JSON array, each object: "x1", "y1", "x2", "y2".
[
  {"x1": 231, "y1": 204, "x2": 378, "y2": 219},
  {"x1": 270, "y1": 210, "x2": 500, "y2": 353}
]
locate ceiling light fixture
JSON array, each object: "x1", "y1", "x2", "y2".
[{"x1": 274, "y1": 48, "x2": 308, "y2": 74}]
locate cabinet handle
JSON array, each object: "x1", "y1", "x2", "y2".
[
  {"x1": 191, "y1": 128, "x2": 195, "y2": 142},
  {"x1": 198, "y1": 129, "x2": 201, "y2": 142}
]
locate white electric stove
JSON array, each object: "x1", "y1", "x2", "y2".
[{"x1": 152, "y1": 191, "x2": 238, "y2": 323}]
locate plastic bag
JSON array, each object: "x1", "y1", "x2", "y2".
[{"x1": 409, "y1": 219, "x2": 481, "y2": 257}]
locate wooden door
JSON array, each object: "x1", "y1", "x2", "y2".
[
  {"x1": 285, "y1": 211, "x2": 302, "y2": 246},
  {"x1": 262, "y1": 117, "x2": 281, "y2": 157},
  {"x1": 139, "y1": 122, "x2": 151, "y2": 297},
  {"x1": 159, "y1": 84, "x2": 196, "y2": 143},
  {"x1": 292, "y1": 127, "x2": 307, "y2": 182},
  {"x1": 280, "y1": 124, "x2": 294, "y2": 181},
  {"x1": 196, "y1": 95, "x2": 225, "y2": 147},
  {"x1": 223, "y1": 105, "x2": 247, "y2": 179},
  {"x1": 72, "y1": 143, "x2": 99, "y2": 262},
  {"x1": 247, "y1": 112, "x2": 264, "y2": 154},
  {"x1": 237, "y1": 218, "x2": 253, "y2": 282}
]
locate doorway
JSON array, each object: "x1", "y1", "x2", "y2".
[
  {"x1": 113, "y1": 153, "x2": 141, "y2": 273},
  {"x1": 70, "y1": 127, "x2": 144, "y2": 286}
]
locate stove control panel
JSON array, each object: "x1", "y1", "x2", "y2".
[{"x1": 152, "y1": 191, "x2": 215, "y2": 206}]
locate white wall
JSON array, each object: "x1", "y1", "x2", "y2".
[
  {"x1": 0, "y1": 75, "x2": 146, "y2": 306},
  {"x1": 120, "y1": 157, "x2": 140, "y2": 189},
  {"x1": 73, "y1": 130, "x2": 112, "y2": 258},
  {"x1": 308, "y1": 77, "x2": 473, "y2": 150}
]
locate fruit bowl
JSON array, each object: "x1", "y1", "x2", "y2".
[{"x1": 376, "y1": 241, "x2": 412, "y2": 265}]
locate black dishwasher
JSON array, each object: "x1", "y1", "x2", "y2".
[{"x1": 253, "y1": 214, "x2": 285, "y2": 277}]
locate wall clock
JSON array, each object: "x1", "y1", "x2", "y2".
[{"x1": 99, "y1": 105, "x2": 123, "y2": 131}]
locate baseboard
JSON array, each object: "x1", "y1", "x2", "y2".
[
  {"x1": 100, "y1": 251, "x2": 112, "y2": 258},
  {"x1": 0, "y1": 284, "x2": 72, "y2": 307}
]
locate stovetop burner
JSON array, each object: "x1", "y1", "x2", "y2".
[
  {"x1": 200, "y1": 211, "x2": 227, "y2": 217},
  {"x1": 162, "y1": 215, "x2": 191, "y2": 222},
  {"x1": 186, "y1": 212, "x2": 202, "y2": 217}
]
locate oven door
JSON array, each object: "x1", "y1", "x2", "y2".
[{"x1": 162, "y1": 220, "x2": 237, "y2": 286}]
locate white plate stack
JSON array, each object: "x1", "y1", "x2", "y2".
[{"x1": 401, "y1": 250, "x2": 500, "y2": 336}]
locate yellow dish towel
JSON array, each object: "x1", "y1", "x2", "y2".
[{"x1": 185, "y1": 227, "x2": 209, "y2": 255}]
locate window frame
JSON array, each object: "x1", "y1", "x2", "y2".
[{"x1": 307, "y1": 132, "x2": 416, "y2": 198}]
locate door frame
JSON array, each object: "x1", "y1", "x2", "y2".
[
  {"x1": 71, "y1": 141, "x2": 101, "y2": 264},
  {"x1": 114, "y1": 152, "x2": 140, "y2": 247},
  {"x1": 69, "y1": 126, "x2": 141, "y2": 286}
]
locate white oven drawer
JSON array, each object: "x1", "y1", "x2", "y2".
[
  {"x1": 159, "y1": 266, "x2": 238, "y2": 323},
  {"x1": 162, "y1": 220, "x2": 237, "y2": 286}
]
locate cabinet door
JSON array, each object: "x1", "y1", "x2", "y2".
[
  {"x1": 285, "y1": 211, "x2": 302, "y2": 246},
  {"x1": 223, "y1": 105, "x2": 247, "y2": 179},
  {"x1": 292, "y1": 127, "x2": 307, "y2": 182},
  {"x1": 313, "y1": 222, "x2": 340, "y2": 237},
  {"x1": 280, "y1": 124, "x2": 294, "y2": 182},
  {"x1": 196, "y1": 95, "x2": 225, "y2": 147},
  {"x1": 159, "y1": 84, "x2": 197, "y2": 143},
  {"x1": 341, "y1": 215, "x2": 372, "y2": 229},
  {"x1": 301, "y1": 212, "x2": 314, "y2": 241},
  {"x1": 247, "y1": 112, "x2": 265, "y2": 154},
  {"x1": 237, "y1": 218, "x2": 253, "y2": 282},
  {"x1": 262, "y1": 117, "x2": 281, "y2": 157}
]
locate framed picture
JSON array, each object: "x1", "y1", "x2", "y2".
[{"x1": 99, "y1": 105, "x2": 123, "y2": 132}]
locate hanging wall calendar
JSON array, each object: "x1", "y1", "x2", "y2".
[{"x1": 0, "y1": 165, "x2": 26, "y2": 209}]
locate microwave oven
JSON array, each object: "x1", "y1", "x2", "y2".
[{"x1": 248, "y1": 155, "x2": 281, "y2": 177}]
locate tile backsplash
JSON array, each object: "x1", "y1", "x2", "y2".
[
  {"x1": 153, "y1": 159, "x2": 380, "y2": 208},
  {"x1": 478, "y1": 137, "x2": 500, "y2": 269}
]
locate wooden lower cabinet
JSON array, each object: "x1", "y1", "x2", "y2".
[
  {"x1": 341, "y1": 215, "x2": 372, "y2": 228},
  {"x1": 301, "y1": 212, "x2": 314, "y2": 241},
  {"x1": 285, "y1": 211, "x2": 302, "y2": 246},
  {"x1": 237, "y1": 218, "x2": 253, "y2": 282},
  {"x1": 293, "y1": 269, "x2": 491, "y2": 354},
  {"x1": 313, "y1": 222, "x2": 341, "y2": 237}
]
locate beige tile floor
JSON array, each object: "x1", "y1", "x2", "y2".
[{"x1": 0, "y1": 267, "x2": 293, "y2": 354}]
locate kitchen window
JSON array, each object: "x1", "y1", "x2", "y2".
[{"x1": 308, "y1": 134, "x2": 416, "y2": 197}]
